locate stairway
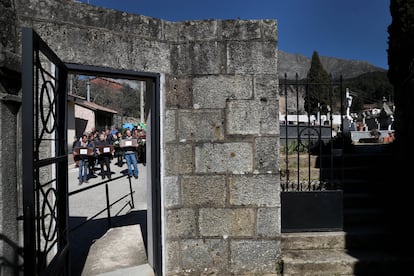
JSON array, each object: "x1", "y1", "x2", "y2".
[{"x1": 281, "y1": 143, "x2": 414, "y2": 275}]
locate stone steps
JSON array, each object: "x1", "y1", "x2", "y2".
[
  {"x1": 282, "y1": 249, "x2": 356, "y2": 276},
  {"x1": 281, "y1": 229, "x2": 391, "y2": 252},
  {"x1": 281, "y1": 232, "x2": 414, "y2": 275},
  {"x1": 281, "y1": 144, "x2": 404, "y2": 275},
  {"x1": 281, "y1": 232, "x2": 346, "y2": 251},
  {"x1": 282, "y1": 249, "x2": 414, "y2": 276},
  {"x1": 343, "y1": 227, "x2": 391, "y2": 250},
  {"x1": 343, "y1": 207, "x2": 386, "y2": 226}
]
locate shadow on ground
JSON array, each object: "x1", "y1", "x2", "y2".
[{"x1": 68, "y1": 210, "x2": 147, "y2": 276}]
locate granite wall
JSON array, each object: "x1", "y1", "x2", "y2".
[{"x1": 1, "y1": 0, "x2": 280, "y2": 274}]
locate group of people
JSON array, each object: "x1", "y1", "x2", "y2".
[{"x1": 72, "y1": 127, "x2": 146, "y2": 185}]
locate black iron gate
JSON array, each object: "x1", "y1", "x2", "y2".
[
  {"x1": 280, "y1": 73, "x2": 344, "y2": 232},
  {"x1": 22, "y1": 28, "x2": 69, "y2": 275}
]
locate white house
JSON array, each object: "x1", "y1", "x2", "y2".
[{"x1": 67, "y1": 93, "x2": 118, "y2": 148}]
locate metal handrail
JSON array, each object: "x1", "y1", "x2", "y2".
[{"x1": 68, "y1": 174, "x2": 135, "y2": 232}]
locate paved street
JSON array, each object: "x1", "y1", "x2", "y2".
[
  {"x1": 67, "y1": 156, "x2": 148, "y2": 275},
  {"x1": 68, "y1": 156, "x2": 147, "y2": 220}
]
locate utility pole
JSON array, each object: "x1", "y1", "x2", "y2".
[
  {"x1": 140, "y1": 81, "x2": 145, "y2": 122},
  {"x1": 87, "y1": 77, "x2": 91, "y2": 102}
]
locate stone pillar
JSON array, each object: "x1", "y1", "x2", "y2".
[
  {"x1": 164, "y1": 19, "x2": 280, "y2": 275},
  {"x1": 0, "y1": 0, "x2": 23, "y2": 274},
  {"x1": 7, "y1": 1, "x2": 281, "y2": 273}
]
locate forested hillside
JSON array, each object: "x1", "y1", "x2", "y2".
[
  {"x1": 343, "y1": 71, "x2": 394, "y2": 112},
  {"x1": 70, "y1": 51, "x2": 392, "y2": 117},
  {"x1": 279, "y1": 49, "x2": 392, "y2": 115},
  {"x1": 278, "y1": 50, "x2": 385, "y2": 79}
]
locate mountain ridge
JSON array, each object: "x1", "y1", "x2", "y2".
[{"x1": 278, "y1": 50, "x2": 386, "y2": 80}]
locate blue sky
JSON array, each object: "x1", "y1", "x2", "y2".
[{"x1": 79, "y1": 0, "x2": 391, "y2": 69}]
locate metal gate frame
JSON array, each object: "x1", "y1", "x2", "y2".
[
  {"x1": 22, "y1": 27, "x2": 69, "y2": 275},
  {"x1": 65, "y1": 63, "x2": 162, "y2": 275},
  {"x1": 21, "y1": 28, "x2": 162, "y2": 275},
  {"x1": 280, "y1": 73, "x2": 344, "y2": 232}
]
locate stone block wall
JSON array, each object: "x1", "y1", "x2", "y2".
[
  {"x1": 164, "y1": 20, "x2": 280, "y2": 274},
  {"x1": 0, "y1": 1, "x2": 22, "y2": 275},
  {"x1": 3, "y1": 0, "x2": 280, "y2": 274}
]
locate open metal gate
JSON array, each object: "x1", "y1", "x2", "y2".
[
  {"x1": 20, "y1": 27, "x2": 163, "y2": 275},
  {"x1": 22, "y1": 28, "x2": 69, "y2": 275}
]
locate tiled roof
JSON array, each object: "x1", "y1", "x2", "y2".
[
  {"x1": 77, "y1": 100, "x2": 118, "y2": 114},
  {"x1": 68, "y1": 94, "x2": 118, "y2": 114}
]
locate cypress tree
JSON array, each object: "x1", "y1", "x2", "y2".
[
  {"x1": 305, "y1": 51, "x2": 331, "y2": 115},
  {"x1": 387, "y1": 0, "x2": 414, "y2": 85},
  {"x1": 386, "y1": 0, "x2": 414, "y2": 249},
  {"x1": 387, "y1": 0, "x2": 414, "y2": 142}
]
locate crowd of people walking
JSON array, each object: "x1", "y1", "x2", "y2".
[{"x1": 72, "y1": 126, "x2": 146, "y2": 185}]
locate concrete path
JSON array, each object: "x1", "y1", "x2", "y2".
[
  {"x1": 68, "y1": 157, "x2": 148, "y2": 218},
  {"x1": 67, "y1": 156, "x2": 148, "y2": 276},
  {"x1": 81, "y1": 225, "x2": 152, "y2": 276}
]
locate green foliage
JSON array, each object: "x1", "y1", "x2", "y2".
[
  {"x1": 90, "y1": 83, "x2": 119, "y2": 109},
  {"x1": 306, "y1": 51, "x2": 332, "y2": 114},
  {"x1": 388, "y1": 0, "x2": 414, "y2": 85},
  {"x1": 280, "y1": 140, "x2": 307, "y2": 155},
  {"x1": 303, "y1": 51, "x2": 393, "y2": 115},
  {"x1": 387, "y1": 0, "x2": 414, "y2": 140},
  {"x1": 71, "y1": 76, "x2": 143, "y2": 119},
  {"x1": 119, "y1": 85, "x2": 141, "y2": 118},
  {"x1": 343, "y1": 71, "x2": 394, "y2": 112}
]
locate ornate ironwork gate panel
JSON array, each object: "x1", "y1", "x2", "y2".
[
  {"x1": 22, "y1": 28, "x2": 69, "y2": 275},
  {"x1": 280, "y1": 73, "x2": 344, "y2": 232}
]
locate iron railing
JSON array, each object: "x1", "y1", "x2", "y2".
[
  {"x1": 280, "y1": 73, "x2": 344, "y2": 191},
  {"x1": 68, "y1": 174, "x2": 135, "y2": 232}
]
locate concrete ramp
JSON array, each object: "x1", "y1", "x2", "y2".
[{"x1": 81, "y1": 224, "x2": 153, "y2": 276}]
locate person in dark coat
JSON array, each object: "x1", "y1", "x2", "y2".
[
  {"x1": 73, "y1": 134, "x2": 93, "y2": 185},
  {"x1": 113, "y1": 131, "x2": 123, "y2": 167},
  {"x1": 95, "y1": 133, "x2": 113, "y2": 180}
]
